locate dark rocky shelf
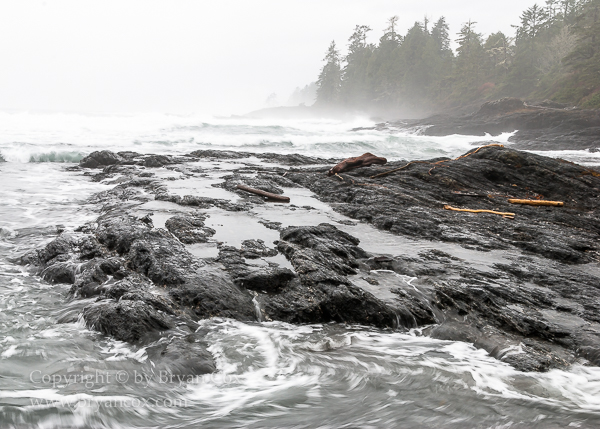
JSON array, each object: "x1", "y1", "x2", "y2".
[{"x1": 18, "y1": 143, "x2": 600, "y2": 375}]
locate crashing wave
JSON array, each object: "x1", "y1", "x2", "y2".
[{"x1": 28, "y1": 151, "x2": 85, "y2": 163}]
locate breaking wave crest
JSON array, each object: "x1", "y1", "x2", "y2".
[{"x1": 28, "y1": 151, "x2": 85, "y2": 163}]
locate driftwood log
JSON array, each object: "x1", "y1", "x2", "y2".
[
  {"x1": 444, "y1": 205, "x2": 515, "y2": 217},
  {"x1": 328, "y1": 153, "x2": 387, "y2": 176},
  {"x1": 236, "y1": 185, "x2": 290, "y2": 202},
  {"x1": 508, "y1": 199, "x2": 564, "y2": 207}
]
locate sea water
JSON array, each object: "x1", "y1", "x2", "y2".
[{"x1": 1, "y1": 111, "x2": 599, "y2": 428}]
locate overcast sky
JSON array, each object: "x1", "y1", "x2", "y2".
[{"x1": 0, "y1": 0, "x2": 541, "y2": 115}]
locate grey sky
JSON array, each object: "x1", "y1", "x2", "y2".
[{"x1": 0, "y1": 0, "x2": 541, "y2": 115}]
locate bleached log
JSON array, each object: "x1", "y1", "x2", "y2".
[
  {"x1": 443, "y1": 205, "x2": 515, "y2": 217},
  {"x1": 236, "y1": 185, "x2": 290, "y2": 202},
  {"x1": 508, "y1": 199, "x2": 564, "y2": 207}
]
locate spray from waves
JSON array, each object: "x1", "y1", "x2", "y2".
[
  {"x1": 2, "y1": 109, "x2": 595, "y2": 166},
  {"x1": 0, "y1": 148, "x2": 85, "y2": 163},
  {"x1": 28, "y1": 151, "x2": 85, "y2": 163}
]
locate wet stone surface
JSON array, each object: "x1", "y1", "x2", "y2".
[{"x1": 18, "y1": 147, "x2": 600, "y2": 373}]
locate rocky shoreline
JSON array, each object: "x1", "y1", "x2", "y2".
[
  {"x1": 17, "y1": 143, "x2": 600, "y2": 375},
  {"x1": 360, "y1": 98, "x2": 600, "y2": 152}
]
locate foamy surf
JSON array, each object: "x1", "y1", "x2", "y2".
[{"x1": 1, "y1": 110, "x2": 589, "y2": 166}]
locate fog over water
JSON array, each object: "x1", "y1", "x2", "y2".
[{"x1": 1, "y1": 0, "x2": 541, "y2": 115}]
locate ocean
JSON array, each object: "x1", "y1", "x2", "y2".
[{"x1": 1, "y1": 110, "x2": 600, "y2": 428}]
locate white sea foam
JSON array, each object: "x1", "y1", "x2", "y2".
[{"x1": 0, "y1": 110, "x2": 573, "y2": 166}]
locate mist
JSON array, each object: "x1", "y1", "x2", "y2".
[{"x1": 0, "y1": 0, "x2": 541, "y2": 115}]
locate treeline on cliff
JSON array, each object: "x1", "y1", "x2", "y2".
[{"x1": 315, "y1": 0, "x2": 600, "y2": 112}]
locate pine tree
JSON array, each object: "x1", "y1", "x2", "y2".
[
  {"x1": 453, "y1": 21, "x2": 485, "y2": 102},
  {"x1": 501, "y1": 5, "x2": 551, "y2": 95},
  {"x1": 562, "y1": 0, "x2": 600, "y2": 106},
  {"x1": 515, "y1": 4, "x2": 550, "y2": 40},
  {"x1": 368, "y1": 17, "x2": 403, "y2": 108},
  {"x1": 340, "y1": 25, "x2": 374, "y2": 106},
  {"x1": 316, "y1": 41, "x2": 342, "y2": 106},
  {"x1": 429, "y1": 17, "x2": 454, "y2": 101},
  {"x1": 431, "y1": 17, "x2": 451, "y2": 53},
  {"x1": 484, "y1": 32, "x2": 514, "y2": 83}
]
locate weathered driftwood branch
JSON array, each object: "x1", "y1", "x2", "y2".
[
  {"x1": 508, "y1": 199, "x2": 564, "y2": 207},
  {"x1": 371, "y1": 144, "x2": 505, "y2": 179},
  {"x1": 328, "y1": 153, "x2": 387, "y2": 176},
  {"x1": 236, "y1": 185, "x2": 290, "y2": 202},
  {"x1": 444, "y1": 205, "x2": 515, "y2": 217}
]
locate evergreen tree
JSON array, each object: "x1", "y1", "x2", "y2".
[
  {"x1": 340, "y1": 25, "x2": 374, "y2": 106},
  {"x1": 429, "y1": 17, "x2": 454, "y2": 100},
  {"x1": 484, "y1": 32, "x2": 514, "y2": 79},
  {"x1": 316, "y1": 41, "x2": 342, "y2": 106},
  {"x1": 368, "y1": 17, "x2": 403, "y2": 107},
  {"x1": 398, "y1": 22, "x2": 432, "y2": 102},
  {"x1": 453, "y1": 21, "x2": 486, "y2": 101},
  {"x1": 563, "y1": 0, "x2": 600, "y2": 106},
  {"x1": 502, "y1": 5, "x2": 551, "y2": 95},
  {"x1": 515, "y1": 4, "x2": 550, "y2": 39},
  {"x1": 431, "y1": 17, "x2": 451, "y2": 53},
  {"x1": 560, "y1": 0, "x2": 581, "y2": 23},
  {"x1": 311, "y1": 1, "x2": 599, "y2": 112}
]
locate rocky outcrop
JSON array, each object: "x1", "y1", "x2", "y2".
[
  {"x1": 21, "y1": 144, "x2": 600, "y2": 373},
  {"x1": 80, "y1": 150, "x2": 124, "y2": 169},
  {"x1": 165, "y1": 214, "x2": 216, "y2": 244},
  {"x1": 377, "y1": 98, "x2": 600, "y2": 151},
  {"x1": 281, "y1": 145, "x2": 600, "y2": 371}
]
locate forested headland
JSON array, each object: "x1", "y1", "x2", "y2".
[{"x1": 314, "y1": 0, "x2": 600, "y2": 115}]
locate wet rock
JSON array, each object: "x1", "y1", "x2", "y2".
[
  {"x1": 39, "y1": 235, "x2": 77, "y2": 264},
  {"x1": 165, "y1": 215, "x2": 215, "y2": 244},
  {"x1": 289, "y1": 146, "x2": 600, "y2": 263},
  {"x1": 168, "y1": 270, "x2": 256, "y2": 321},
  {"x1": 277, "y1": 223, "x2": 367, "y2": 285},
  {"x1": 21, "y1": 143, "x2": 600, "y2": 373},
  {"x1": 235, "y1": 268, "x2": 296, "y2": 293},
  {"x1": 258, "y1": 224, "x2": 402, "y2": 327},
  {"x1": 96, "y1": 216, "x2": 152, "y2": 254},
  {"x1": 187, "y1": 149, "x2": 334, "y2": 166},
  {"x1": 150, "y1": 337, "x2": 216, "y2": 377},
  {"x1": 256, "y1": 153, "x2": 335, "y2": 166},
  {"x1": 100, "y1": 274, "x2": 152, "y2": 300},
  {"x1": 143, "y1": 155, "x2": 173, "y2": 168},
  {"x1": 240, "y1": 239, "x2": 278, "y2": 259},
  {"x1": 218, "y1": 173, "x2": 286, "y2": 202},
  {"x1": 188, "y1": 149, "x2": 248, "y2": 160},
  {"x1": 117, "y1": 151, "x2": 141, "y2": 160},
  {"x1": 71, "y1": 260, "x2": 110, "y2": 297},
  {"x1": 216, "y1": 245, "x2": 295, "y2": 292},
  {"x1": 256, "y1": 172, "x2": 299, "y2": 188},
  {"x1": 78, "y1": 236, "x2": 106, "y2": 260},
  {"x1": 80, "y1": 150, "x2": 124, "y2": 169},
  {"x1": 41, "y1": 262, "x2": 76, "y2": 284},
  {"x1": 259, "y1": 220, "x2": 282, "y2": 231},
  {"x1": 262, "y1": 280, "x2": 397, "y2": 328},
  {"x1": 430, "y1": 323, "x2": 483, "y2": 343},
  {"x1": 83, "y1": 299, "x2": 174, "y2": 343},
  {"x1": 127, "y1": 229, "x2": 200, "y2": 286}
]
